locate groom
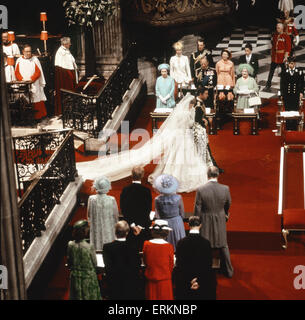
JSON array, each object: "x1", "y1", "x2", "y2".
[{"x1": 196, "y1": 87, "x2": 224, "y2": 173}]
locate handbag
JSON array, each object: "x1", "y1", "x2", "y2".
[{"x1": 248, "y1": 92, "x2": 262, "y2": 107}]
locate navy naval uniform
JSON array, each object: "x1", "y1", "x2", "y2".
[
  {"x1": 280, "y1": 67, "x2": 304, "y2": 111},
  {"x1": 195, "y1": 67, "x2": 217, "y2": 109},
  {"x1": 280, "y1": 67, "x2": 304, "y2": 130},
  {"x1": 190, "y1": 49, "x2": 215, "y2": 81}
]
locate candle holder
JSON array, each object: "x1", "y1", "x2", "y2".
[
  {"x1": 8, "y1": 31, "x2": 15, "y2": 43},
  {"x1": 40, "y1": 12, "x2": 47, "y2": 31},
  {"x1": 40, "y1": 31, "x2": 48, "y2": 54}
]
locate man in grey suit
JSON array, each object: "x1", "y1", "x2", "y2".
[{"x1": 194, "y1": 166, "x2": 233, "y2": 278}]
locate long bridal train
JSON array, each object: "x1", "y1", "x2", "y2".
[{"x1": 76, "y1": 94, "x2": 209, "y2": 193}]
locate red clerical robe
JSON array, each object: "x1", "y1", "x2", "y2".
[
  {"x1": 54, "y1": 45, "x2": 78, "y2": 116},
  {"x1": 271, "y1": 32, "x2": 291, "y2": 64},
  {"x1": 15, "y1": 56, "x2": 47, "y2": 120}
]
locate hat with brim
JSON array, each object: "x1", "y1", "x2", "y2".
[
  {"x1": 93, "y1": 176, "x2": 111, "y2": 194},
  {"x1": 158, "y1": 63, "x2": 170, "y2": 72},
  {"x1": 150, "y1": 219, "x2": 172, "y2": 231},
  {"x1": 153, "y1": 174, "x2": 179, "y2": 194},
  {"x1": 238, "y1": 63, "x2": 254, "y2": 76},
  {"x1": 73, "y1": 219, "x2": 89, "y2": 230}
]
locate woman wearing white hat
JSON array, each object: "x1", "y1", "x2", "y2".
[
  {"x1": 155, "y1": 63, "x2": 176, "y2": 109},
  {"x1": 154, "y1": 174, "x2": 186, "y2": 251},
  {"x1": 143, "y1": 219, "x2": 174, "y2": 300}
]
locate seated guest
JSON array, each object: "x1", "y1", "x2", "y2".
[
  {"x1": 3, "y1": 53, "x2": 16, "y2": 82},
  {"x1": 67, "y1": 220, "x2": 101, "y2": 300},
  {"x1": 154, "y1": 174, "x2": 185, "y2": 251},
  {"x1": 120, "y1": 166, "x2": 152, "y2": 252},
  {"x1": 54, "y1": 37, "x2": 78, "y2": 115},
  {"x1": 175, "y1": 216, "x2": 216, "y2": 300},
  {"x1": 215, "y1": 49, "x2": 235, "y2": 101},
  {"x1": 195, "y1": 57, "x2": 217, "y2": 109},
  {"x1": 88, "y1": 176, "x2": 118, "y2": 251},
  {"x1": 2, "y1": 32, "x2": 20, "y2": 57},
  {"x1": 190, "y1": 38, "x2": 215, "y2": 83},
  {"x1": 155, "y1": 63, "x2": 176, "y2": 109},
  {"x1": 233, "y1": 64, "x2": 259, "y2": 110},
  {"x1": 15, "y1": 44, "x2": 47, "y2": 120},
  {"x1": 238, "y1": 43, "x2": 259, "y2": 79},
  {"x1": 143, "y1": 219, "x2": 174, "y2": 300},
  {"x1": 170, "y1": 41, "x2": 192, "y2": 86},
  {"x1": 103, "y1": 221, "x2": 142, "y2": 300}
]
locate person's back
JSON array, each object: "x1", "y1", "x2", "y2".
[
  {"x1": 120, "y1": 183, "x2": 152, "y2": 228},
  {"x1": 175, "y1": 233, "x2": 215, "y2": 300},
  {"x1": 103, "y1": 240, "x2": 142, "y2": 300},
  {"x1": 67, "y1": 220, "x2": 101, "y2": 300},
  {"x1": 197, "y1": 181, "x2": 230, "y2": 216}
]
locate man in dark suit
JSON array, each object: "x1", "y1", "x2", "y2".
[
  {"x1": 175, "y1": 216, "x2": 216, "y2": 300},
  {"x1": 103, "y1": 221, "x2": 143, "y2": 299},
  {"x1": 120, "y1": 166, "x2": 152, "y2": 251},
  {"x1": 194, "y1": 166, "x2": 233, "y2": 278},
  {"x1": 238, "y1": 43, "x2": 259, "y2": 79}
]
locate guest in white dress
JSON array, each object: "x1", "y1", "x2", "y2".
[{"x1": 169, "y1": 41, "x2": 192, "y2": 86}]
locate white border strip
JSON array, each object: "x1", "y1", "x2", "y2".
[{"x1": 278, "y1": 147, "x2": 285, "y2": 215}]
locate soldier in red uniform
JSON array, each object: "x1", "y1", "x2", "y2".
[
  {"x1": 277, "y1": 10, "x2": 300, "y2": 55},
  {"x1": 265, "y1": 23, "x2": 291, "y2": 90}
]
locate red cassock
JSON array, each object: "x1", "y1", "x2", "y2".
[
  {"x1": 54, "y1": 66, "x2": 76, "y2": 116},
  {"x1": 271, "y1": 33, "x2": 291, "y2": 64},
  {"x1": 143, "y1": 240, "x2": 174, "y2": 300},
  {"x1": 15, "y1": 58, "x2": 47, "y2": 120}
]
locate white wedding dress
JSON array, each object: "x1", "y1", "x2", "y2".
[{"x1": 76, "y1": 93, "x2": 210, "y2": 193}]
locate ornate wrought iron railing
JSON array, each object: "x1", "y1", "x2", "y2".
[
  {"x1": 61, "y1": 44, "x2": 139, "y2": 138},
  {"x1": 13, "y1": 129, "x2": 71, "y2": 199},
  {"x1": 16, "y1": 130, "x2": 77, "y2": 253}
]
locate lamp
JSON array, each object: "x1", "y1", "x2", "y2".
[
  {"x1": 40, "y1": 12, "x2": 47, "y2": 31},
  {"x1": 40, "y1": 31, "x2": 48, "y2": 41},
  {"x1": 8, "y1": 31, "x2": 15, "y2": 42},
  {"x1": 40, "y1": 12, "x2": 47, "y2": 22},
  {"x1": 40, "y1": 31, "x2": 48, "y2": 54},
  {"x1": 7, "y1": 55, "x2": 15, "y2": 66}
]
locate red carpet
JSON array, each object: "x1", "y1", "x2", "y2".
[{"x1": 42, "y1": 96, "x2": 305, "y2": 300}]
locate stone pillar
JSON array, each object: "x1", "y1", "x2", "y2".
[
  {"x1": 75, "y1": 28, "x2": 86, "y2": 78},
  {"x1": 93, "y1": 0, "x2": 123, "y2": 79},
  {"x1": 0, "y1": 49, "x2": 26, "y2": 300}
]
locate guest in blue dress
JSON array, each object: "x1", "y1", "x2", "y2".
[
  {"x1": 153, "y1": 174, "x2": 186, "y2": 251},
  {"x1": 155, "y1": 64, "x2": 176, "y2": 109}
]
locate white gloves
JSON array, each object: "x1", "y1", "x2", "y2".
[
  {"x1": 159, "y1": 94, "x2": 171, "y2": 104},
  {"x1": 294, "y1": 35, "x2": 300, "y2": 46}
]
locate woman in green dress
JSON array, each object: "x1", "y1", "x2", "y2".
[
  {"x1": 67, "y1": 220, "x2": 102, "y2": 300},
  {"x1": 234, "y1": 64, "x2": 259, "y2": 110}
]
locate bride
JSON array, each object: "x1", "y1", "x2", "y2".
[{"x1": 76, "y1": 93, "x2": 212, "y2": 193}]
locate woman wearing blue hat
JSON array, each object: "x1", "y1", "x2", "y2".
[
  {"x1": 87, "y1": 176, "x2": 119, "y2": 251},
  {"x1": 155, "y1": 63, "x2": 176, "y2": 109},
  {"x1": 154, "y1": 174, "x2": 186, "y2": 251}
]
